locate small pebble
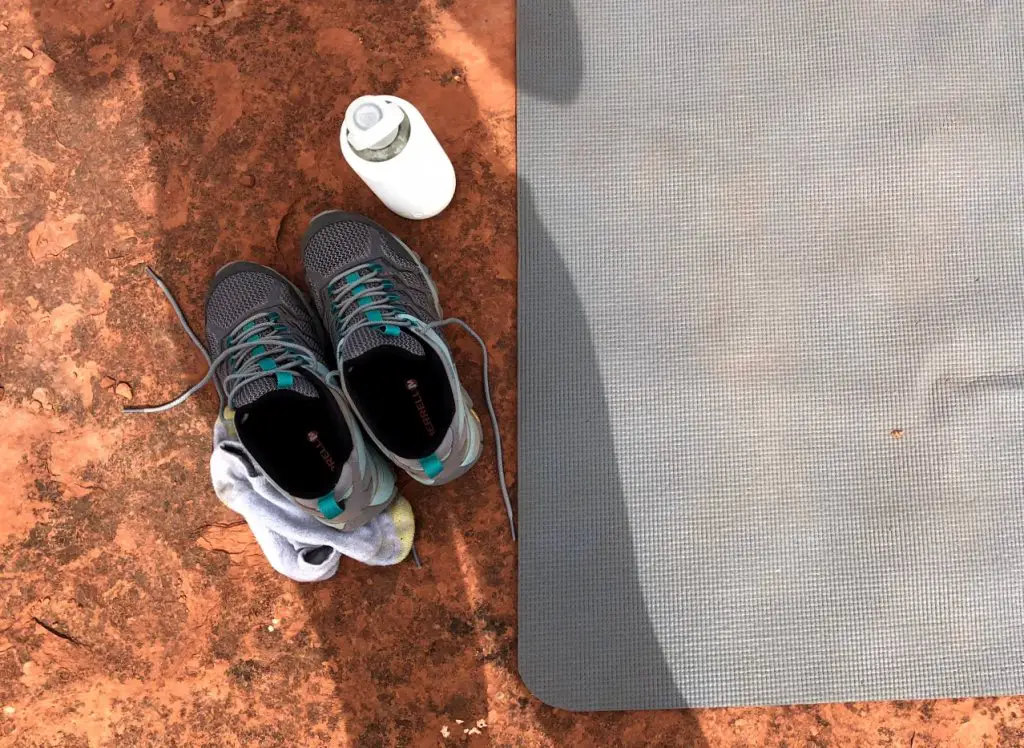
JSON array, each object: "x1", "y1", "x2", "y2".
[
  {"x1": 440, "y1": 725, "x2": 450, "y2": 738},
  {"x1": 104, "y1": 0, "x2": 114, "y2": 7},
  {"x1": 476, "y1": 719, "x2": 487, "y2": 728},
  {"x1": 467, "y1": 728, "x2": 481, "y2": 736},
  {"x1": 31, "y1": 387, "x2": 50, "y2": 409},
  {"x1": 267, "y1": 625, "x2": 275, "y2": 632},
  {"x1": 271, "y1": 618, "x2": 280, "y2": 625},
  {"x1": 17, "y1": 46, "x2": 34, "y2": 60},
  {"x1": 0, "y1": 22, "x2": 9, "y2": 32},
  {"x1": 115, "y1": 382, "x2": 133, "y2": 400},
  {"x1": 238, "y1": 173, "x2": 255, "y2": 187},
  {"x1": 167, "y1": 71, "x2": 176, "y2": 81},
  {"x1": 100, "y1": 376, "x2": 116, "y2": 390},
  {"x1": 455, "y1": 719, "x2": 464, "y2": 725},
  {"x1": 2, "y1": 705, "x2": 14, "y2": 715}
]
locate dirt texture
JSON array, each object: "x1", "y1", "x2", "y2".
[{"x1": 0, "y1": 0, "x2": 1023, "y2": 746}]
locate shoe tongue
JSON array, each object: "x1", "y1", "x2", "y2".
[
  {"x1": 233, "y1": 369, "x2": 320, "y2": 409},
  {"x1": 342, "y1": 327, "x2": 425, "y2": 361}
]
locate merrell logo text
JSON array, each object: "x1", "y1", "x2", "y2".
[
  {"x1": 406, "y1": 379, "x2": 436, "y2": 436},
  {"x1": 307, "y1": 430, "x2": 337, "y2": 471}
]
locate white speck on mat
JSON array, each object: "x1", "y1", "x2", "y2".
[
  {"x1": 267, "y1": 625, "x2": 275, "y2": 632},
  {"x1": 455, "y1": 719, "x2": 463, "y2": 725},
  {"x1": 440, "y1": 725, "x2": 450, "y2": 738}
]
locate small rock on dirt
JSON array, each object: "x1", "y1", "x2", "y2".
[
  {"x1": 17, "y1": 46, "x2": 34, "y2": 60},
  {"x1": 198, "y1": 1, "x2": 222, "y2": 18},
  {"x1": 167, "y1": 70, "x2": 176, "y2": 80},
  {"x1": 440, "y1": 67, "x2": 464, "y2": 86},
  {"x1": 31, "y1": 387, "x2": 50, "y2": 409},
  {"x1": 115, "y1": 382, "x2": 133, "y2": 400},
  {"x1": 100, "y1": 376, "x2": 116, "y2": 390},
  {"x1": 238, "y1": 173, "x2": 255, "y2": 187},
  {"x1": 32, "y1": 51, "x2": 56, "y2": 76},
  {"x1": 104, "y1": 0, "x2": 114, "y2": 7}
]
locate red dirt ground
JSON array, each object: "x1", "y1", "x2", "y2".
[{"x1": 1, "y1": 0, "x2": 1023, "y2": 746}]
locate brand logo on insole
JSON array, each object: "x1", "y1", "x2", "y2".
[
  {"x1": 307, "y1": 430, "x2": 337, "y2": 471},
  {"x1": 406, "y1": 379, "x2": 436, "y2": 437}
]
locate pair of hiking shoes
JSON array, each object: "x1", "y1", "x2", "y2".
[{"x1": 201, "y1": 210, "x2": 484, "y2": 532}]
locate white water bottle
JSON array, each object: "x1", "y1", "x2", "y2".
[{"x1": 340, "y1": 95, "x2": 456, "y2": 220}]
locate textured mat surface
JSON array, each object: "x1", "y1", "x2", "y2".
[{"x1": 517, "y1": 0, "x2": 1024, "y2": 710}]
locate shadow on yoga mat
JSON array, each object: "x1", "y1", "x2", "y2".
[{"x1": 518, "y1": 183, "x2": 703, "y2": 721}]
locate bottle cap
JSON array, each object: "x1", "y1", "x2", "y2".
[
  {"x1": 345, "y1": 96, "x2": 403, "y2": 151},
  {"x1": 353, "y1": 102, "x2": 383, "y2": 130}
]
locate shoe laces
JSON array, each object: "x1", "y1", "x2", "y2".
[
  {"x1": 327, "y1": 262, "x2": 406, "y2": 343},
  {"x1": 123, "y1": 268, "x2": 329, "y2": 415},
  {"x1": 218, "y1": 312, "x2": 323, "y2": 408},
  {"x1": 128, "y1": 266, "x2": 517, "y2": 541}
]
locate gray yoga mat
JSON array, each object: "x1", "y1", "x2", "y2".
[{"x1": 517, "y1": 0, "x2": 1024, "y2": 710}]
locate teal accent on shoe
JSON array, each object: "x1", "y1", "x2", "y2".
[
  {"x1": 259, "y1": 358, "x2": 276, "y2": 372},
  {"x1": 243, "y1": 321, "x2": 259, "y2": 344},
  {"x1": 318, "y1": 493, "x2": 343, "y2": 520},
  {"x1": 276, "y1": 371, "x2": 293, "y2": 388},
  {"x1": 420, "y1": 454, "x2": 443, "y2": 479}
]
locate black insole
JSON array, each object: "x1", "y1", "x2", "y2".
[
  {"x1": 235, "y1": 387, "x2": 352, "y2": 499},
  {"x1": 345, "y1": 335, "x2": 455, "y2": 459}
]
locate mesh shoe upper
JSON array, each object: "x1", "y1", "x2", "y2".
[
  {"x1": 301, "y1": 215, "x2": 441, "y2": 361},
  {"x1": 205, "y1": 264, "x2": 327, "y2": 407}
]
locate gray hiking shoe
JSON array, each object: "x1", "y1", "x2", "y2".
[
  {"x1": 301, "y1": 211, "x2": 484, "y2": 486},
  {"x1": 203, "y1": 261, "x2": 398, "y2": 529}
]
